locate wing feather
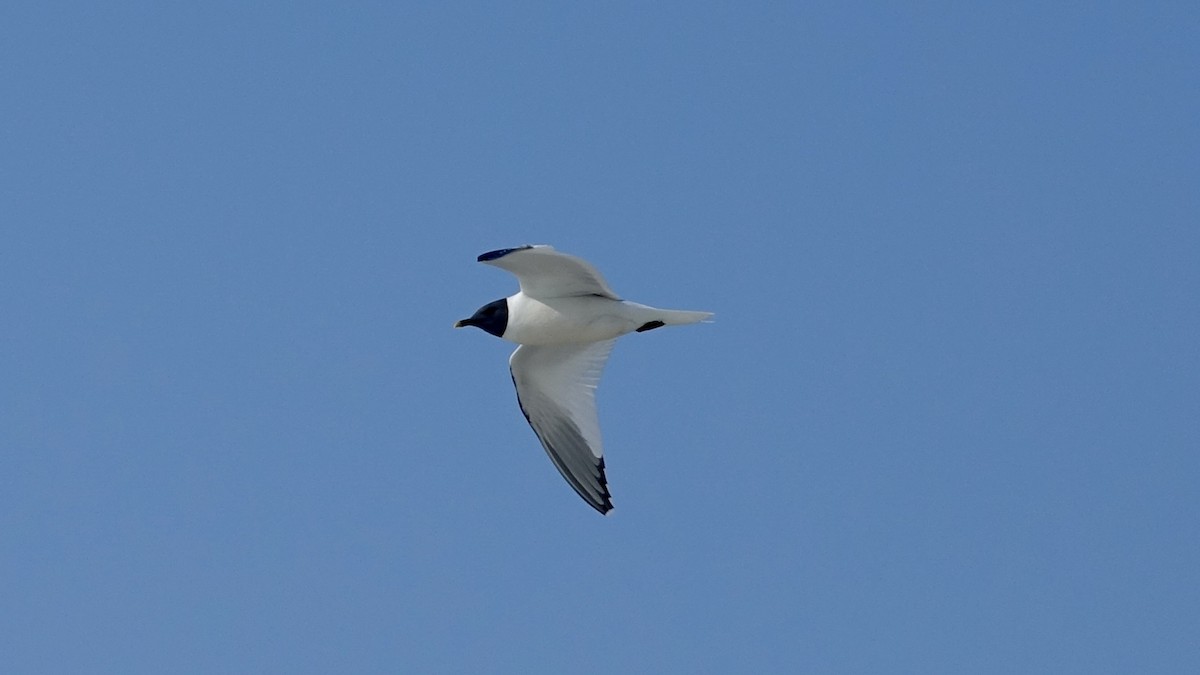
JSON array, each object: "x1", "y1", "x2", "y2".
[
  {"x1": 480, "y1": 245, "x2": 621, "y2": 300},
  {"x1": 509, "y1": 340, "x2": 617, "y2": 514}
]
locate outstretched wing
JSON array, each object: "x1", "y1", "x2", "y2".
[
  {"x1": 479, "y1": 245, "x2": 621, "y2": 300},
  {"x1": 508, "y1": 340, "x2": 618, "y2": 514}
]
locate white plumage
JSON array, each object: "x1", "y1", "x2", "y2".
[{"x1": 455, "y1": 245, "x2": 712, "y2": 514}]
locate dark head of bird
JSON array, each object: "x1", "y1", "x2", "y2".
[{"x1": 453, "y1": 298, "x2": 508, "y2": 338}]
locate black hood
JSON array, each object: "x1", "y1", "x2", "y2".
[{"x1": 454, "y1": 298, "x2": 508, "y2": 338}]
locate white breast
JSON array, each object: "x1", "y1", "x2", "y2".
[{"x1": 503, "y1": 293, "x2": 635, "y2": 346}]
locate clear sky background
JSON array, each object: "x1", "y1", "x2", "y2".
[{"x1": 3, "y1": 2, "x2": 1197, "y2": 673}]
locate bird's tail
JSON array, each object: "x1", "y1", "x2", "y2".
[
  {"x1": 624, "y1": 302, "x2": 713, "y2": 329},
  {"x1": 656, "y1": 308, "x2": 714, "y2": 326}
]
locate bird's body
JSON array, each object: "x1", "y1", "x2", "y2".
[
  {"x1": 455, "y1": 245, "x2": 711, "y2": 514},
  {"x1": 504, "y1": 293, "x2": 708, "y2": 346},
  {"x1": 505, "y1": 293, "x2": 631, "y2": 345}
]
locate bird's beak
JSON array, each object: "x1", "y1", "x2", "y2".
[{"x1": 453, "y1": 318, "x2": 471, "y2": 329}]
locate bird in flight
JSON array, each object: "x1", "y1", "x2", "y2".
[{"x1": 455, "y1": 245, "x2": 712, "y2": 515}]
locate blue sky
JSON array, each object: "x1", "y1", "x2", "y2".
[{"x1": 2, "y1": 2, "x2": 1197, "y2": 672}]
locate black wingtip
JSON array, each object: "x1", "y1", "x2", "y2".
[
  {"x1": 592, "y1": 458, "x2": 614, "y2": 515},
  {"x1": 588, "y1": 493, "x2": 614, "y2": 515},
  {"x1": 478, "y1": 245, "x2": 534, "y2": 262}
]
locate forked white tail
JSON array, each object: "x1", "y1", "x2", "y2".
[{"x1": 656, "y1": 308, "x2": 714, "y2": 325}]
